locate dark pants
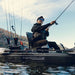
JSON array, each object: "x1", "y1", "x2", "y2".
[
  {"x1": 48, "y1": 42, "x2": 60, "y2": 50},
  {"x1": 32, "y1": 39, "x2": 48, "y2": 48}
]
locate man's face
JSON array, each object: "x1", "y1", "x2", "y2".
[
  {"x1": 37, "y1": 18, "x2": 44, "y2": 25},
  {"x1": 37, "y1": 20, "x2": 43, "y2": 24}
]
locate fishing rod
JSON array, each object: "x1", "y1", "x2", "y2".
[
  {"x1": 20, "y1": 0, "x2": 23, "y2": 42},
  {"x1": 11, "y1": 8, "x2": 17, "y2": 37},
  {"x1": 55, "y1": 0, "x2": 75, "y2": 25},
  {"x1": 20, "y1": 7, "x2": 23, "y2": 40},
  {"x1": 4, "y1": 0, "x2": 9, "y2": 32}
]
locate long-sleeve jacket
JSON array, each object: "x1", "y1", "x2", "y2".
[{"x1": 31, "y1": 23, "x2": 51, "y2": 42}]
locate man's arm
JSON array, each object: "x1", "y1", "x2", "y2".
[
  {"x1": 31, "y1": 21, "x2": 55, "y2": 32},
  {"x1": 45, "y1": 28, "x2": 49, "y2": 36},
  {"x1": 31, "y1": 23, "x2": 51, "y2": 32},
  {"x1": 41, "y1": 23, "x2": 51, "y2": 30},
  {"x1": 41, "y1": 21, "x2": 55, "y2": 30},
  {"x1": 45, "y1": 31, "x2": 49, "y2": 36},
  {"x1": 31, "y1": 24, "x2": 41, "y2": 32}
]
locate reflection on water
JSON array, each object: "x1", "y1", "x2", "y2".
[
  {"x1": 0, "y1": 62, "x2": 74, "y2": 75},
  {"x1": 26, "y1": 62, "x2": 75, "y2": 75}
]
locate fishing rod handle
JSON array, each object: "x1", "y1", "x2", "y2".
[{"x1": 55, "y1": 21, "x2": 58, "y2": 25}]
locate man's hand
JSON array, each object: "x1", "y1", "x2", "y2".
[
  {"x1": 50, "y1": 21, "x2": 56, "y2": 25},
  {"x1": 45, "y1": 28, "x2": 49, "y2": 31}
]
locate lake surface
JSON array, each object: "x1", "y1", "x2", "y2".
[{"x1": 0, "y1": 62, "x2": 75, "y2": 75}]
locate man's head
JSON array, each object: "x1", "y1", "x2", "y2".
[{"x1": 37, "y1": 16, "x2": 44, "y2": 24}]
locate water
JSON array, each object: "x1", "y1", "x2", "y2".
[{"x1": 0, "y1": 62, "x2": 74, "y2": 75}]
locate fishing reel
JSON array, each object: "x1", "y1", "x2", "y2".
[{"x1": 55, "y1": 21, "x2": 58, "y2": 25}]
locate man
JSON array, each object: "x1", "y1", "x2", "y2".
[{"x1": 31, "y1": 16, "x2": 55, "y2": 47}]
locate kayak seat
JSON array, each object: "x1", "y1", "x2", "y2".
[{"x1": 26, "y1": 32, "x2": 48, "y2": 49}]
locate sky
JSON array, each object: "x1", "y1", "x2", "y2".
[{"x1": 0, "y1": 0, "x2": 75, "y2": 48}]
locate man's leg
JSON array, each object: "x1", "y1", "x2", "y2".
[
  {"x1": 48, "y1": 42, "x2": 60, "y2": 50},
  {"x1": 33, "y1": 40, "x2": 48, "y2": 48}
]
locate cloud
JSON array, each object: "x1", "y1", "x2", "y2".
[{"x1": 0, "y1": 0, "x2": 73, "y2": 22}]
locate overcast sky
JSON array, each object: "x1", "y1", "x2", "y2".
[{"x1": 0, "y1": 0, "x2": 75, "y2": 48}]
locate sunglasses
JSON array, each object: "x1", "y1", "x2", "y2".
[{"x1": 38, "y1": 18, "x2": 44, "y2": 21}]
